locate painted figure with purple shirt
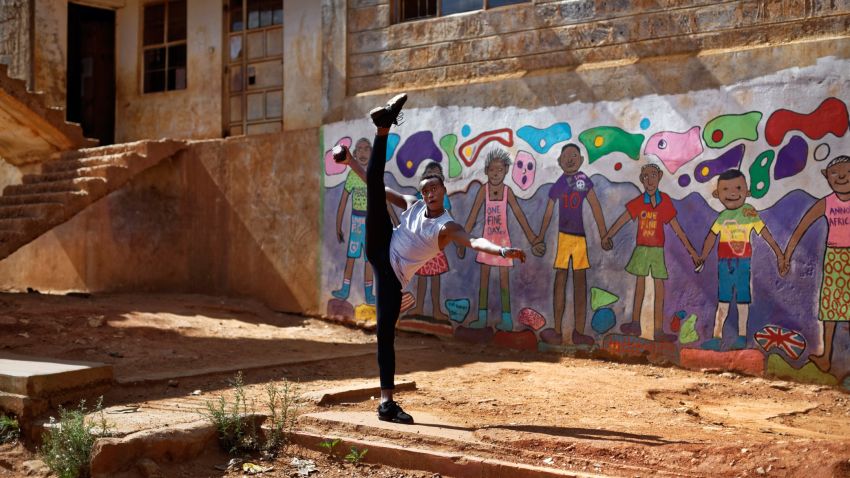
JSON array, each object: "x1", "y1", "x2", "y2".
[{"x1": 536, "y1": 144, "x2": 610, "y2": 345}]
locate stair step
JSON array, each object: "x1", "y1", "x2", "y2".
[
  {"x1": 0, "y1": 217, "x2": 36, "y2": 231},
  {"x1": 0, "y1": 230, "x2": 25, "y2": 245},
  {"x1": 23, "y1": 164, "x2": 130, "y2": 184},
  {"x1": 4, "y1": 177, "x2": 107, "y2": 196},
  {"x1": 0, "y1": 191, "x2": 88, "y2": 207},
  {"x1": 42, "y1": 152, "x2": 144, "y2": 174},
  {"x1": 54, "y1": 142, "x2": 149, "y2": 161},
  {"x1": 0, "y1": 203, "x2": 64, "y2": 220}
]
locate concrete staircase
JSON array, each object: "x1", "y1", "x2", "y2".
[
  {"x1": 0, "y1": 139, "x2": 186, "y2": 261},
  {"x1": 0, "y1": 64, "x2": 97, "y2": 164}
]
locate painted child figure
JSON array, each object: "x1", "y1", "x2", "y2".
[
  {"x1": 460, "y1": 149, "x2": 537, "y2": 331},
  {"x1": 783, "y1": 155, "x2": 850, "y2": 372},
  {"x1": 537, "y1": 144, "x2": 609, "y2": 345},
  {"x1": 603, "y1": 164, "x2": 700, "y2": 342},
  {"x1": 332, "y1": 138, "x2": 375, "y2": 304},
  {"x1": 698, "y1": 170, "x2": 784, "y2": 351},
  {"x1": 407, "y1": 162, "x2": 452, "y2": 320}
]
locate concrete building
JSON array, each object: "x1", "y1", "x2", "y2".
[{"x1": 1, "y1": 1, "x2": 849, "y2": 387}]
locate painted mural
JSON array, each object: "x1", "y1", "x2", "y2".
[{"x1": 321, "y1": 60, "x2": 850, "y2": 391}]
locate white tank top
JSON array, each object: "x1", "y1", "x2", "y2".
[{"x1": 390, "y1": 200, "x2": 454, "y2": 287}]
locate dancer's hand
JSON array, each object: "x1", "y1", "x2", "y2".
[
  {"x1": 601, "y1": 236, "x2": 613, "y2": 251},
  {"x1": 779, "y1": 255, "x2": 791, "y2": 277},
  {"x1": 337, "y1": 227, "x2": 344, "y2": 243},
  {"x1": 504, "y1": 247, "x2": 527, "y2": 263},
  {"x1": 457, "y1": 245, "x2": 466, "y2": 259}
]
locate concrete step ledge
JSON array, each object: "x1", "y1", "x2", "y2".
[
  {"x1": 303, "y1": 381, "x2": 417, "y2": 406},
  {"x1": 88, "y1": 418, "x2": 606, "y2": 478}
]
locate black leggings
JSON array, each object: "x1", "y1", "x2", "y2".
[{"x1": 364, "y1": 133, "x2": 402, "y2": 390}]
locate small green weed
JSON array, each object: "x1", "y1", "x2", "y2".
[
  {"x1": 263, "y1": 379, "x2": 300, "y2": 455},
  {"x1": 39, "y1": 397, "x2": 112, "y2": 478},
  {"x1": 345, "y1": 446, "x2": 368, "y2": 465},
  {"x1": 318, "y1": 438, "x2": 341, "y2": 458},
  {"x1": 203, "y1": 372, "x2": 260, "y2": 454},
  {"x1": 0, "y1": 414, "x2": 19, "y2": 443}
]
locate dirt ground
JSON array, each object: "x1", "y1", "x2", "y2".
[{"x1": 2, "y1": 292, "x2": 850, "y2": 477}]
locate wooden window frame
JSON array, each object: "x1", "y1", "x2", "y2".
[
  {"x1": 140, "y1": 0, "x2": 188, "y2": 94},
  {"x1": 391, "y1": 0, "x2": 530, "y2": 24}
]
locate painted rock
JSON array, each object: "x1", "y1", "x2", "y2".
[
  {"x1": 754, "y1": 325, "x2": 807, "y2": 360},
  {"x1": 591, "y1": 308, "x2": 616, "y2": 334},
  {"x1": 517, "y1": 307, "x2": 546, "y2": 331}
]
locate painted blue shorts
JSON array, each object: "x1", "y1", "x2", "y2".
[
  {"x1": 718, "y1": 258, "x2": 751, "y2": 303},
  {"x1": 347, "y1": 212, "x2": 367, "y2": 260}
]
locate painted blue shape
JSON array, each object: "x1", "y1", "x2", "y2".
[
  {"x1": 675, "y1": 310, "x2": 687, "y2": 320},
  {"x1": 640, "y1": 118, "x2": 651, "y2": 130},
  {"x1": 591, "y1": 308, "x2": 616, "y2": 334},
  {"x1": 396, "y1": 131, "x2": 442, "y2": 178},
  {"x1": 386, "y1": 133, "x2": 401, "y2": 162},
  {"x1": 445, "y1": 298, "x2": 470, "y2": 323},
  {"x1": 843, "y1": 375, "x2": 850, "y2": 393},
  {"x1": 517, "y1": 122, "x2": 572, "y2": 154},
  {"x1": 461, "y1": 124, "x2": 471, "y2": 138}
]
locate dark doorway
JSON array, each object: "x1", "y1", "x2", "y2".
[{"x1": 67, "y1": 3, "x2": 115, "y2": 145}]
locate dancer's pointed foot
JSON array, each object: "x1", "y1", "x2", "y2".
[
  {"x1": 809, "y1": 353, "x2": 832, "y2": 373},
  {"x1": 370, "y1": 93, "x2": 408, "y2": 128}
]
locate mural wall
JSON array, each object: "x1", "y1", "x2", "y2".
[{"x1": 321, "y1": 57, "x2": 850, "y2": 391}]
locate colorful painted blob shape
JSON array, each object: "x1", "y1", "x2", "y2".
[
  {"x1": 748, "y1": 150, "x2": 775, "y2": 199},
  {"x1": 765, "y1": 97, "x2": 849, "y2": 147},
  {"x1": 814, "y1": 143, "x2": 831, "y2": 162},
  {"x1": 458, "y1": 129, "x2": 514, "y2": 167},
  {"x1": 678, "y1": 314, "x2": 699, "y2": 344},
  {"x1": 590, "y1": 287, "x2": 618, "y2": 310},
  {"x1": 774, "y1": 135, "x2": 808, "y2": 180},
  {"x1": 591, "y1": 308, "x2": 616, "y2": 334},
  {"x1": 767, "y1": 354, "x2": 838, "y2": 386},
  {"x1": 324, "y1": 137, "x2": 353, "y2": 176},
  {"x1": 703, "y1": 111, "x2": 762, "y2": 149},
  {"x1": 578, "y1": 126, "x2": 644, "y2": 163},
  {"x1": 439, "y1": 134, "x2": 462, "y2": 178},
  {"x1": 517, "y1": 307, "x2": 546, "y2": 331},
  {"x1": 386, "y1": 133, "x2": 401, "y2": 162},
  {"x1": 754, "y1": 325, "x2": 807, "y2": 360},
  {"x1": 677, "y1": 175, "x2": 692, "y2": 187},
  {"x1": 694, "y1": 144, "x2": 745, "y2": 183},
  {"x1": 445, "y1": 298, "x2": 470, "y2": 323},
  {"x1": 396, "y1": 131, "x2": 442, "y2": 178},
  {"x1": 516, "y1": 122, "x2": 572, "y2": 154},
  {"x1": 643, "y1": 126, "x2": 704, "y2": 174},
  {"x1": 511, "y1": 151, "x2": 537, "y2": 191}
]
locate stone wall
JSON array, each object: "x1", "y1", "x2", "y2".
[
  {"x1": 0, "y1": 130, "x2": 322, "y2": 314},
  {"x1": 346, "y1": 0, "x2": 850, "y2": 95}
]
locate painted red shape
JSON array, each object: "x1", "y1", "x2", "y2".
[
  {"x1": 458, "y1": 128, "x2": 514, "y2": 167},
  {"x1": 679, "y1": 348, "x2": 765, "y2": 376},
  {"x1": 453, "y1": 325, "x2": 495, "y2": 344},
  {"x1": 601, "y1": 335, "x2": 678, "y2": 365},
  {"x1": 765, "y1": 97, "x2": 849, "y2": 147},
  {"x1": 398, "y1": 318, "x2": 453, "y2": 338},
  {"x1": 517, "y1": 307, "x2": 546, "y2": 331},
  {"x1": 711, "y1": 129, "x2": 723, "y2": 143},
  {"x1": 614, "y1": 162, "x2": 622, "y2": 171},
  {"x1": 493, "y1": 330, "x2": 538, "y2": 351}
]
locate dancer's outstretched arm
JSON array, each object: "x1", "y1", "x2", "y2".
[
  {"x1": 439, "y1": 222, "x2": 527, "y2": 262},
  {"x1": 342, "y1": 148, "x2": 417, "y2": 211}
]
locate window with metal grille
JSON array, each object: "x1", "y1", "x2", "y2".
[
  {"x1": 394, "y1": 0, "x2": 528, "y2": 23},
  {"x1": 142, "y1": 0, "x2": 187, "y2": 93}
]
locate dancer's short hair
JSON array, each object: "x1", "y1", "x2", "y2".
[
  {"x1": 421, "y1": 172, "x2": 445, "y2": 187},
  {"x1": 560, "y1": 143, "x2": 581, "y2": 155},
  {"x1": 485, "y1": 148, "x2": 512, "y2": 169},
  {"x1": 717, "y1": 169, "x2": 745, "y2": 182},
  {"x1": 827, "y1": 155, "x2": 850, "y2": 169}
]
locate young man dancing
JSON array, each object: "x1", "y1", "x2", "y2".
[{"x1": 333, "y1": 94, "x2": 527, "y2": 424}]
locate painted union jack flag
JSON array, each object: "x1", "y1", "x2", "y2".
[{"x1": 754, "y1": 325, "x2": 807, "y2": 360}]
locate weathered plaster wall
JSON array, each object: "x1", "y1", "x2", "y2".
[
  {"x1": 282, "y1": 0, "x2": 322, "y2": 130},
  {"x1": 0, "y1": 0, "x2": 31, "y2": 85},
  {"x1": 0, "y1": 130, "x2": 321, "y2": 314},
  {"x1": 114, "y1": 0, "x2": 222, "y2": 142},
  {"x1": 320, "y1": 36, "x2": 850, "y2": 391},
  {"x1": 347, "y1": 0, "x2": 850, "y2": 95},
  {"x1": 32, "y1": 0, "x2": 66, "y2": 108}
]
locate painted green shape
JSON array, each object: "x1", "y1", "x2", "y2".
[
  {"x1": 578, "y1": 127, "x2": 645, "y2": 163},
  {"x1": 678, "y1": 314, "x2": 699, "y2": 344},
  {"x1": 590, "y1": 287, "x2": 619, "y2": 310},
  {"x1": 703, "y1": 111, "x2": 763, "y2": 149},
  {"x1": 748, "y1": 150, "x2": 775, "y2": 199},
  {"x1": 766, "y1": 354, "x2": 838, "y2": 386},
  {"x1": 440, "y1": 134, "x2": 461, "y2": 178}
]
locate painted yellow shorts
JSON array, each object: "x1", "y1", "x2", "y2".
[{"x1": 554, "y1": 233, "x2": 590, "y2": 270}]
